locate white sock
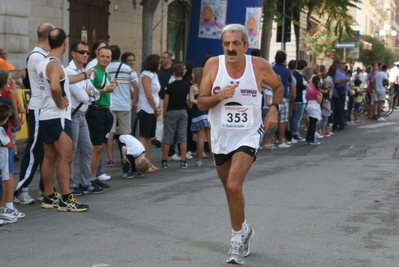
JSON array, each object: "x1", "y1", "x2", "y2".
[
  {"x1": 241, "y1": 220, "x2": 249, "y2": 236},
  {"x1": 231, "y1": 229, "x2": 242, "y2": 243},
  {"x1": 5, "y1": 202, "x2": 14, "y2": 210}
]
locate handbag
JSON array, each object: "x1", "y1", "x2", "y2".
[{"x1": 335, "y1": 84, "x2": 346, "y2": 97}]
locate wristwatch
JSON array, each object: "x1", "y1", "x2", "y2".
[{"x1": 271, "y1": 103, "x2": 280, "y2": 112}]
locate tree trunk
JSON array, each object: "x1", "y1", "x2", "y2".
[
  {"x1": 260, "y1": 0, "x2": 277, "y2": 61},
  {"x1": 140, "y1": 0, "x2": 161, "y2": 60},
  {"x1": 292, "y1": 4, "x2": 300, "y2": 59}
]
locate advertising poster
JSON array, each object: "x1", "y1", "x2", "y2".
[
  {"x1": 245, "y1": 7, "x2": 262, "y2": 48},
  {"x1": 198, "y1": 0, "x2": 227, "y2": 39}
]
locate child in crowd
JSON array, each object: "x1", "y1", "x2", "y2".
[
  {"x1": 305, "y1": 76, "x2": 322, "y2": 145},
  {"x1": 353, "y1": 79, "x2": 363, "y2": 123},
  {"x1": 0, "y1": 103, "x2": 11, "y2": 225},
  {"x1": 261, "y1": 82, "x2": 278, "y2": 150},
  {"x1": 321, "y1": 90, "x2": 333, "y2": 137},
  {"x1": 189, "y1": 67, "x2": 214, "y2": 166},
  {"x1": 118, "y1": 134, "x2": 153, "y2": 178},
  {"x1": 0, "y1": 68, "x2": 24, "y2": 224},
  {"x1": 161, "y1": 63, "x2": 190, "y2": 169}
]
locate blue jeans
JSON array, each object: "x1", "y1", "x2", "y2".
[{"x1": 291, "y1": 102, "x2": 305, "y2": 136}]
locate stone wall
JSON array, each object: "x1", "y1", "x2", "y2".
[{"x1": 0, "y1": 0, "x2": 31, "y2": 70}]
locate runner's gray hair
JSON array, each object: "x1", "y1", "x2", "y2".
[{"x1": 221, "y1": 24, "x2": 248, "y2": 44}]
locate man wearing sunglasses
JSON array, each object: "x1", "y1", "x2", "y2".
[
  {"x1": 332, "y1": 60, "x2": 350, "y2": 132},
  {"x1": 65, "y1": 41, "x2": 102, "y2": 195}
]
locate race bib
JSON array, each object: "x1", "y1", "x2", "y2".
[{"x1": 221, "y1": 105, "x2": 253, "y2": 129}]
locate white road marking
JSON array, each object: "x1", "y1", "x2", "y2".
[{"x1": 358, "y1": 122, "x2": 397, "y2": 129}]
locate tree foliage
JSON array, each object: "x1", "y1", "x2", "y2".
[{"x1": 357, "y1": 35, "x2": 398, "y2": 67}]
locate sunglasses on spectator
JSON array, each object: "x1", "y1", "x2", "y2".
[{"x1": 75, "y1": 50, "x2": 90, "y2": 55}]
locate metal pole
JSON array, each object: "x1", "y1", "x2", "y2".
[
  {"x1": 343, "y1": 48, "x2": 346, "y2": 61},
  {"x1": 281, "y1": 0, "x2": 286, "y2": 50}
]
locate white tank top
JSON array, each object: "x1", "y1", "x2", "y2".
[
  {"x1": 208, "y1": 55, "x2": 263, "y2": 154},
  {"x1": 38, "y1": 57, "x2": 71, "y2": 121}
]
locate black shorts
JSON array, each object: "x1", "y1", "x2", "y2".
[
  {"x1": 39, "y1": 118, "x2": 72, "y2": 144},
  {"x1": 138, "y1": 110, "x2": 156, "y2": 138},
  {"x1": 214, "y1": 146, "x2": 257, "y2": 166},
  {"x1": 86, "y1": 108, "x2": 113, "y2": 146}
]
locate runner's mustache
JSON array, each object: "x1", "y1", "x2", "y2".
[{"x1": 227, "y1": 50, "x2": 237, "y2": 56}]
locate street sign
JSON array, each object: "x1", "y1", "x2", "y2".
[
  {"x1": 347, "y1": 47, "x2": 359, "y2": 59},
  {"x1": 334, "y1": 42, "x2": 356, "y2": 49}
]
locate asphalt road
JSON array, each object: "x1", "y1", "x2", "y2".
[{"x1": 2, "y1": 112, "x2": 399, "y2": 267}]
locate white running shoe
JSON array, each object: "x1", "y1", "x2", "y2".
[
  {"x1": 168, "y1": 154, "x2": 181, "y2": 161},
  {"x1": 14, "y1": 187, "x2": 35, "y2": 205},
  {"x1": 242, "y1": 226, "x2": 255, "y2": 257},
  {"x1": 315, "y1": 132, "x2": 324, "y2": 139},
  {"x1": 226, "y1": 240, "x2": 244, "y2": 265},
  {"x1": 8, "y1": 208, "x2": 25, "y2": 219},
  {"x1": 0, "y1": 208, "x2": 17, "y2": 224},
  {"x1": 377, "y1": 117, "x2": 387, "y2": 122},
  {"x1": 96, "y1": 173, "x2": 111, "y2": 181},
  {"x1": 278, "y1": 143, "x2": 291, "y2": 149}
]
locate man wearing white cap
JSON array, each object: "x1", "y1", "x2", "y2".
[{"x1": 388, "y1": 61, "x2": 399, "y2": 107}]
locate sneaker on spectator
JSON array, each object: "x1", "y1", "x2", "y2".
[
  {"x1": 8, "y1": 207, "x2": 25, "y2": 219},
  {"x1": 377, "y1": 117, "x2": 387, "y2": 122},
  {"x1": 122, "y1": 171, "x2": 135, "y2": 179},
  {"x1": 180, "y1": 161, "x2": 188, "y2": 168},
  {"x1": 186, "y1": 152, "x2": 193, "y2": 160},
  {"x1": 187, "y1": 151, "x2": 193, "y2": 157},
  {"x1": 0, "y1": 208, "x2": 17, "y2": 224},
  {"x1": 292, "y1": 135, "x2": 305, "y2": 141},
  {"x1": 93, "y1": 179, "x2": 110, "y2": 188},
  {"x1": 289, "y1": 139, "x2": 298, "y2": 144},
  {"x1": 14, "y1": 187, "x2": 35, "y2": 205},
  {"x1": 79, "y1": 182, "x2": 103, "y2": 194},
  {"x1": 226, "y1": 240, "x2": 244, "y2": 265},
  {"x1": 195, "y1": 160, "x2": 202, "y2": 167},
  {"x1": 105, "y1": 159, "x2": 115, "y2": 167},
  {"x1": 307, "y1": 141, "x2": 320, "y2": 146},
  {"x1": 37, "y1": 190, "x2": 44, "y2": 202},
  {"x1": 13, "y1": 153, "x2": 19, "y2": 161},
  {"x1": 168, "y1": 154, "x2": 181, "y2": 161},
  {"x1": 151, "y1": 138, "x2": 162, "y2": 148},
  {"x1": 41, "y1": 194, "x2": 60, "y2": 209},
  {"x1": 315, "y1": 132, "x2": 324, "y2": 139},
  {"x1": 162, "y1": 161, "x2": 168, "y2": 168},
  {"x1": 58, "y1": 194, "x2": 89, "y2": 212},
  {"x1": 70, "y1": 187, "x2": 84, "y2": 196},
  {"x1": 132, "y1": 171, "x2": 144, "y2": 178},
  {"x1": 0, "y1": 219, "x2": 4, "y2": 225},
  {"x1": 242, "y1": 226, "x2": 255, "y2": 257},
  {"x1": 96, "y1": 173, "x2": 111, "y2": 181},
  {"x1": 278, "y1": 143, "x2": 291, "y2": 149}
]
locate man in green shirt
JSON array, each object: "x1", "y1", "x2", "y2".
[{"x1": 86, "y1": 47, "x2": 116, "y2": 189}]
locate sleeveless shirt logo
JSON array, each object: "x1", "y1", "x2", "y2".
[
  {"x1": 38, "y1": 71, "x2": 45, "y2": 91},
  {"x1": 212, "y1": 86, "x2": 222, "y2": 94},
  {"x1": 240, "y1": 89, "x2": 257, "y2": 97}
]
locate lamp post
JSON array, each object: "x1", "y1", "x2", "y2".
[{"x1": 379, "y1": 24, "x2": 397, "y2": 46}]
